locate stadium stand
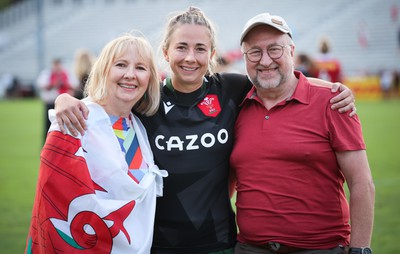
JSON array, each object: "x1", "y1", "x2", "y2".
[{"x1": 0, "y1": 0, "x2": 399, "y2": 86}]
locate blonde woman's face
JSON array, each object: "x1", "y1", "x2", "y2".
[
  {"x1": 163, "y1": 24, "x2": 215, "y2": 92},
  {"x1": 106, "y1": 46, "x2": 150, "y2": 110}
]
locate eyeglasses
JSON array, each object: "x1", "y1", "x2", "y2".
[{"x1": 243, "y1": 44, "x2": 292, "y2": 63}]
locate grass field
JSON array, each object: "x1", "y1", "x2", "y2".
[{"x1": 0, "y1": 98, "x2": 399, "y2": 253}]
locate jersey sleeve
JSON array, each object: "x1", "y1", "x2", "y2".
[{"x1": 215, "y1": 73, "x2": 252, "y2": 104}]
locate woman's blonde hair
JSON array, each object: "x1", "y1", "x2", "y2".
[
  {"x1": 85, "y1": 33, "x2": 160, "y2": 116},
  {"x1": 73, "y1": 48, "x2": 95, "y2": 82},
  {"x1": 160, "y1": 6, "x2": 218, "y2": 75}
]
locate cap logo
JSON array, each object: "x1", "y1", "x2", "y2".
[{"x1": 271, "y1": 18, "x2": 283, "y2": 26}]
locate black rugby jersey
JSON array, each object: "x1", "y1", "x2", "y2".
[{"x1": 138, "y1": 73, "x2": 252, "y2": 254}]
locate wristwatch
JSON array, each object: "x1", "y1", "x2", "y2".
[{"x1": 348, "y1": 247, "x2": 373, "y2": 254}]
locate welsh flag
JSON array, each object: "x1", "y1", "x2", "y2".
[{"x1": 25, "y1": 131, "x2": 153, "y2": 253}]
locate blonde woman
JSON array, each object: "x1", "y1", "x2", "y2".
[
  {"x1": 73, "y1": 48, "x2": 96, "y2": 99},
  {"x1": 25, "y1": 33, "x2": 167, "y2": 254}
]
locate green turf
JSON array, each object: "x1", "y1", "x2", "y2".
[
  {"x1": 0, "y1": 99, "x2": 42, "y2": 253},
  {"x1": 0, "y1": 98, "x2": 399, "y2": 253},
  {"x1": 356, "y1": 100, "x2": 400, "y2": 253}
]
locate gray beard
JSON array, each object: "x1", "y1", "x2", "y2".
[{"x1": 250, "y1": 72, "x2": 285, "y2": 90}]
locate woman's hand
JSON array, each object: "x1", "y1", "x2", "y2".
[
  {"x1": 330, "y1": 83, "x2": 356, "y2": 117},
  {"x1": 307, "y1": 77, "x2": 356, "y2": 117}
]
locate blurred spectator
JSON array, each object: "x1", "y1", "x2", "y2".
[
  {"x1": 36, "y1": 58, "x2": 74, "y2": 143},
  {"x1": 8, "y1": 77, "x2": 20, "y2": 96},
  {"x1": 215, "y1": 55, "x2": 233, "y2": 73},
  {"x1": 392, "y1": 70, "x2": 399, "y2": 97},
  {"x1": 215, "y1": 51, "x2": 243, "y2": 74},
  {"x1": 391, "y1": 4, "x2": 399, "y2": 22},
  {"x1": 314, "y1": 38, "x2": 343, "y2": 83},
  {"x1": 397, "y1": 26, "x2": 400, "y2": 50},
  {"x1": 73, "y1": 48, "x2": 95, "y2": 99},
  {"x1": 0, "y1": 72, "x2": 32, "y2": 98},
  {"x1": 0, "y1": 73, "x2": 16, "y2": 98},
  {"x1": 379, "y1": 69, "x2": 393, "y2": 100},
  {"x1": 295, "y1": 53, "x2": 318, "y2": 77},
  {"x1": 223, "y1": 48, "x2": 243, "y2": 62},
  {"x1": 358, "y1": 21, "x2": 369, "y2": 48}
]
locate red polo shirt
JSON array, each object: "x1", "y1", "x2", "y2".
[{"x1": 230, "y1": 71, "x2": 365, "y2": 249}]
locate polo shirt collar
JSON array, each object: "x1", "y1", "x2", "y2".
[
  {"x1": 242, "y1": 70, "x2": 310, "y2": 106},
  {"x1": 290, "y1": 71, "x2": 310, "y2": 105}
]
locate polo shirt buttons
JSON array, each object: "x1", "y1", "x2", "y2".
[{"x1": 265, "y1": 115, "x2": 270, "y2": 120}]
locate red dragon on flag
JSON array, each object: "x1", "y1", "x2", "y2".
[{"x1": 25, "y1": 132, "x2": 136, "y2": 253}]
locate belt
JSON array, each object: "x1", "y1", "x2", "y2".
[{"x1": 259, "y1": 242, "x2": 308, "y2": 254}]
